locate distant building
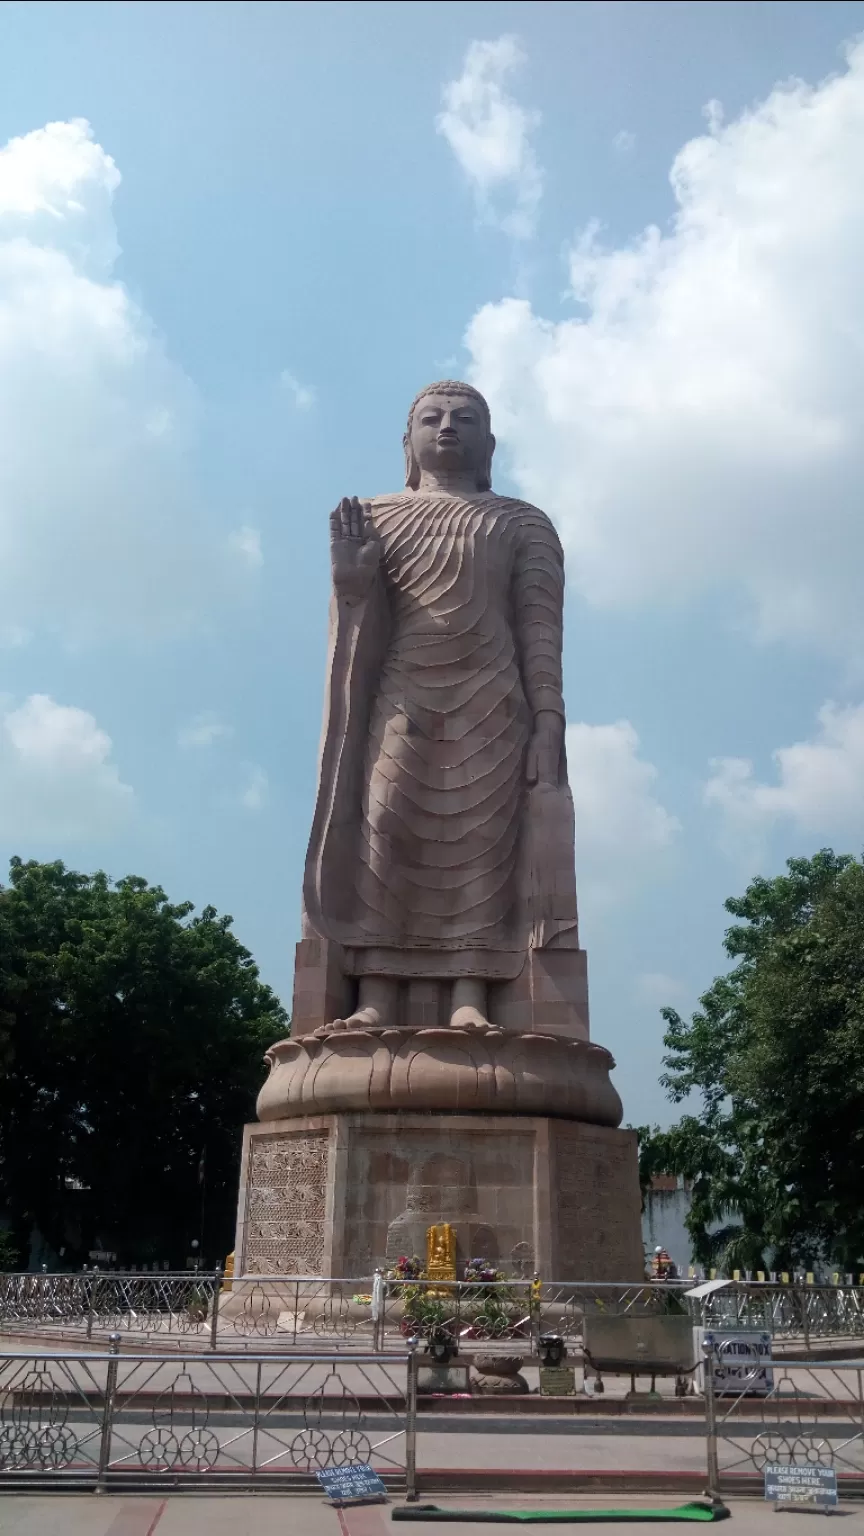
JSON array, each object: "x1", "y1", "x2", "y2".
[{"x1": 641, "y1": 1174, "x2": 695, "y2": 1274}]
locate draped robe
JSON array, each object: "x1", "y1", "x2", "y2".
[{"x1": 303, "y1": 491, "x2": 579, "y2": 981}]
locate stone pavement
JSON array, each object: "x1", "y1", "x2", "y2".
[
  {"x1": 417, "y1": 1419, "x2": 708, "y2": 1473},
  {"x1": 0, "y1": 1494, "x2": 861, "y2": 1536}
]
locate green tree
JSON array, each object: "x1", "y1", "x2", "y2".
[
  {"x1": 0, "y1": 1230, "x2": 20, "y2": 1269},
  {"x1": 644, "y1": 850, "x2": 864, "y2": 1273},
  {"x1": 0, "y1": 858, "x2": 287, "y2": 1268}
]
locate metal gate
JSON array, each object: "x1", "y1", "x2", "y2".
[{"x1": 704, "y1": 1342, "x2": 864, "y2": 1495}]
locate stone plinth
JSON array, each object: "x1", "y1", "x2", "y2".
[{"x1": 233, "y1": 1112, "x2": 644, "y2": 1281}]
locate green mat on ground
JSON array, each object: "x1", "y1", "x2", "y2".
[{"x1": 392, "y1": 1501, "x2": 729, "y2": 1523}]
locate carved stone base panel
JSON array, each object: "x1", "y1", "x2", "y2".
[
  {"x1": 234, "y1": 1113, "x2": 643, "y2": 1282},
  {"x1": 233, "y1": 1118, "x2": 336, "y2": 1277}
]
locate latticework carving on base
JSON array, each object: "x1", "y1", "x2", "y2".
[{"x1": 242, "y1": 1131, "x2": 329, "y2": 1275}]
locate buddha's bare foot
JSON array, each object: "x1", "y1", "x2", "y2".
[
  {"x1": 449, "y1": 1005, "x2": 492, "y2": 1032},
  {"x1": 325, "y1": 1006, "x2": 386, "y2": 1033},
  {"x1": 449, "y1": 978, "x2": 489, "y2": 1031}
]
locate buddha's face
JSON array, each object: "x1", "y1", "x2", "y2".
[{"x1": 410, "y1": 391, "x2": 491, "y2": 482}]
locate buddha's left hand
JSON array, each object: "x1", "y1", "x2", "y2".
[{"x1": 525, "y1": 710, "x2": 564, "y2": 786}]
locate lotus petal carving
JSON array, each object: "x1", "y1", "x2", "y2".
[{"x1": 257, "y1": 1026, "x2": 623, "y2": 1126}]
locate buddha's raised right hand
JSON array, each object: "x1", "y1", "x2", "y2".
[{"x1": 329, "y1": 495, "x2": 381, "y2": 603}]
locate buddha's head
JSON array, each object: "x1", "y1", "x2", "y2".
[{"x1": 404, "y1": 380, "x2": 495, "y2": 491}]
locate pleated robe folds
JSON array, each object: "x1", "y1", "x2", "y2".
[{"x1": 302, "y1": 491, "x2": 578, "y2": 980}]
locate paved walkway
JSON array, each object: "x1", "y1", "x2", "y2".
[{"x1": 0, "y1": 1493, "x2": 860, "y2": 1535}]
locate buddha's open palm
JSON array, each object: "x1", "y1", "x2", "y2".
[{"x1": 330, "y1": 496, "x2": 381, "y2": 602}]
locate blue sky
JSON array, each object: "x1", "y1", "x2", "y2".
[{"x1": 2, "y1": 0, "x2": 864, "y2": 1124}]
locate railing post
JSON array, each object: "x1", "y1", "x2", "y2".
[
  {"x1": 372, "y1": 1268, "x2": 385, "y2": 1353},
  {"x1": 252, "y1": 1360, "x2": 262, "y2": 1474},
  {"x1": 210, "y1": 1265, "x2": 222, "y2": 1351},
  {"x1": 95, "y1": 1332, "x2": 121, "y2": 1494},
  {"x1": 405, "y1": 1337, "x2": 419, "y2": 1502},
  {"x1": 86, "y1": 1271, "x2": 95, "y2": 1340},
  {"x1": 801, "y1": 1285, "x2": 811, "y2": 1352},
  {"x1": 702, "y1": 1339, "x2": 720, "y2": 1500}
]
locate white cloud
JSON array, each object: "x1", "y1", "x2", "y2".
[
  {"x1": 635, "y1": 971, "x2": 689, "y2": 1010},
  {"x1": 279, "y1": 369, "x2": 316, "y2": 410},
  {"x1": 0, "y1": 118, "x2": 254, "y2": 643},
  {"x1": 466, "y1": 41, "x2": 864, "y2": 660},
  {"x1": 613, "y1": 129, "x2": 636, "y2": 155},
  {"x1": 0, "y1": 693, "x2": 133, "y2": 841},
  {"x1": 0, "y1": 624, "x2": 29, "y2": 649},
  {"x1": 227, "y1": 525, "x2": 263, "y2": 568},
  {"x1": 437, "y1": 35, "x2": 542, "y2": 239},
  {"x1": 240, "y1": 765, "x2": 268, "y2": 811},
  {"x1": 568, "y1": 720, "x2": 680, "y2": 905},
  {"x1": 178, "y1": 712, "x2": 232, "y2": 749},
  {"x1": 705, "y1": 702, "x2": 864, "y2": 848}
]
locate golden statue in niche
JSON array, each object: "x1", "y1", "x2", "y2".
[{"x1": 426, "y1": 1223, "x2": 457, "y2": 1284}]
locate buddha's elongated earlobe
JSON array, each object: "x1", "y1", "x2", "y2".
[
  {"x1": 479, "y1": 433, "x2": 496, "y2": 492},
  {"x1": 404, "y1": 432, "x2": 421, "y2": 490}
]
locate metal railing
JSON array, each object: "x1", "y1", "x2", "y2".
[
  {"x1": 3, "y1": 1271, "x2": 864, "y2": 1355},
  {"x1": 0, "y1": 1337, "x2": 415, "y2": 1491},
  {"x1": 698, "y1": 1282, "x2": 864, "y2": 1345},
  {"x1": 0, "y1": 1270, "x2": 219, "y2": 1342},
  {"x1": 703, "y1": 1339, "x2": 864, "y2": 1495},
  {"x1": 2, "y1": 1331, "x2": 864, "y2": 1495}
]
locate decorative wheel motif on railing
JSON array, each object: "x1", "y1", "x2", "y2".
[
  {"x1": 234, "y1": 1284, "x2": 279, "y2": 1337},
  {"x1": 331, "y1": 1428, "x2": 371, "y2": 1465},
  {"x1": 176, "y1": 1429, "x2": 221, "y2": 1469},
  {"x1": 749, "y1": 1432, "x2": 793, "y2": 1470},
  {"x1": 287, "y1": 1366, "x2": 370, "y2": 1471},
  {"x1": 791, "y1": 1435, "x2": 835, "y2": 1467},
  {"x1": 139, "y1": 1427, "x2": 182, "y2": 1468},
  {"x1": 136, "y1": 1367, "x2": 219, "y2": 1473},
  {"x1": 289, "y1": 1427, "x2": 331, "y2": 1469},
  {"x1": 311, "y1": 1305, "x2": 356, "y2": 1339},
  {"x1": 0, "y1": 1365, "x2": 78, "y2": 1471}
]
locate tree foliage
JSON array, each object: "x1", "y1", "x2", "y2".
[
  {"x1": 0, "y1": 858, "x2": 287, "y2": 1268},
  {"x1": 640, "y1": 850, "x2": 864, "y2": 1272}
]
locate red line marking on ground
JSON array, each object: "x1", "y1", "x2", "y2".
[
  {"x1": 337, "y1": 1500, "x2": 390, "y2": 1536},
  {"x1": 145, "y1": 1500, "x2": 167, "y2": 1536},
  {"x1": 103, "y1": 1502, "x2": 167, "y2": 1536}
]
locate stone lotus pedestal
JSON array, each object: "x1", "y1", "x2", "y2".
[{"x1": 232, "y1": 1017, "x2": 644, "y2": 1282}]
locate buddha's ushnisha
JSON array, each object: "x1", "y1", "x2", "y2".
[{"x1": 303, "y1": 381, "x2": 579, "y2": 1032}]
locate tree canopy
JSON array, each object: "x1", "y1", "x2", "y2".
[
  {"x1": 639, "y1": 849, "x2": 864, "y2": 1273},
  {"x1": 0, "y1": 857, "x2": 287, "y2": 1269}
]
